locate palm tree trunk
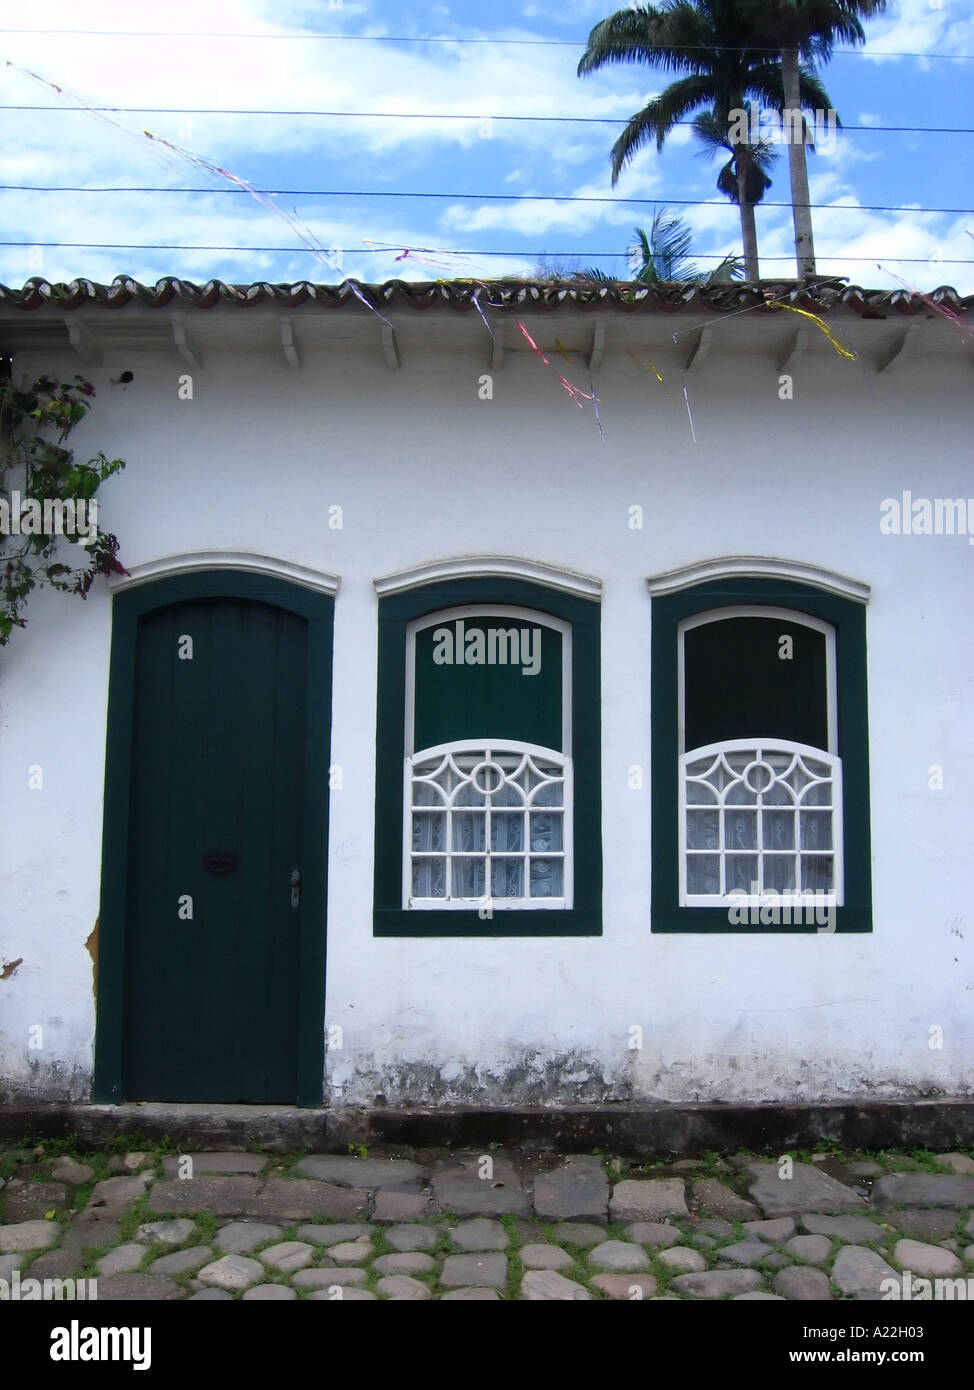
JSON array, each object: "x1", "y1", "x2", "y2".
[
  {"x1": 782, "y1": 47, "x2": 816, "y2": 279},
  {"x1": 736, "y1": 163, "x2": 760, "y2": 281}
]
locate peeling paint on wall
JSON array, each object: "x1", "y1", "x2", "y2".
[{"x1": 85, "y1": 919, "x2": 98, "y2": 999}]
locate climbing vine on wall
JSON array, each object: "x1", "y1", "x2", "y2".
[{"x1": 0, "y1": 370, "x2": 128, "y2": 645}]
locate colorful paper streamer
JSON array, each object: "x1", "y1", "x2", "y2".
[
  {"x1": 771, "y1": 302, "x2": 858, "y2": 361},
  {"x1": 877, "y1": 264, "x2": 972, "y2": 344},
  {"x1": 517, "y1": 321, "x2": 604, "y2": 440},
  {"x1": 627, "y1": 350, "x2": 696, "y2": 444}
]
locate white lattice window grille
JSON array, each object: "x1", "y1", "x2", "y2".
[
  {"x1": 404, "y1": 740, "x2": 572, "y2": 909},
  {"x1": 680, "y1": 741, "x2": 843, "y2": 906}
]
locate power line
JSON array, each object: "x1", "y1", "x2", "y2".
[
  {"x1": 0, "y1": 28, "x2": 971, "y2": 58},
  {"x1": 0, "y1": 105, "x2": 970, "y2": 134},
  {"x1": 1, "y1": 185, "x2": 969, "y2": 216},
  {"x1": 2, "y1": 241, "x2": 971, "y2": 264}
]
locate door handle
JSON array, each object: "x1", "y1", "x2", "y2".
[{"x1": 290, "y1": 867, "x2": 301, "y2": 908}]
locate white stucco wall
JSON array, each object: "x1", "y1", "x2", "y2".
[{"x1": 1, "y1": 323, "x2": 972, "y2": 1106}]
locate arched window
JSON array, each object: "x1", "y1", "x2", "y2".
[
  {"x1": 373, "y1": 567, "x2": 602, "y2": 936},
  {"x1": 649, "y1": 567, "x2": 871, "y2": 934}
]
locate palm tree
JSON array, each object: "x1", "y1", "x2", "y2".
[
  {"x1": 692, "y1": 113, "x2": 776, "y2": 278},
  {"x1": 578, "y1": 0, "x2": 832, "y2": 280},
  {"x1": 582, "y1": 208, "x2": 744, "y2": 283},
  {"x1": 736, "y1": 1, "x2": 888, "y2": 277}
]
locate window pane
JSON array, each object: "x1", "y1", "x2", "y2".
[
  {"x1": 412, "y1": 812, "x2": 445, "y2": 852},
  {"x1": 529, "y1": 813, "x2": 562, "y2": 852},
  {"x1": 452, "y1": 811, "x2": 485, "y2": 852},
  {"x1": 764, "y1": 854, "x2": 796, "y2": 892},
  {"x1": 687, "y1": 780, "x2": 718, "y2": 805},
  {"x1": 684, "y1": 616, "x2": 828, "y2": 750},
  {"x1": 491, "y1": 813, "x2": 524, "y2": 852},
  {"x1": 686, "y1": 809, "x2": 718, "y2": 850},
  {"x1": 726, "y1": 854, "x2": 758, "y2": 893},
  {"x1": 687, "y1": 854, "x2": 719, "y2": 894},
  {"x1": 802, "y1": 855, "x2": 833, "y2": 892},
  {"x1": 725, "y1": 811, "x2": 757, "y2": 850},
  {"x1": 800, "y1": 812, "x2": 833, "y2": 851},
  {"x1": 412, "y1": 857, "x2": 446, "y2": 898},
  {"x1": 491, "y1": 858, "x2": 523, "y2": 898},
  {"x1": 530, "y1": 859, "x2": 563, "y2": 897},
  {"x1": 801, "y1": 781, "x2": 832, "y2": 807},
  {"x1": 763, "y1": 810, "x2": 794, "y2": 850},
  {"x1": 454, "y1": 857, "x2": 487, "y2": 897}
]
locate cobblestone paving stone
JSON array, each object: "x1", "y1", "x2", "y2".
[{"x1": 2, "y1": 1143, "x2": 973, "y2": 1300}]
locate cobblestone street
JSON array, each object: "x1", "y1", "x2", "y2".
[{"x1": 2, "y1": 1143, "x2": 973, "y2": 1301}]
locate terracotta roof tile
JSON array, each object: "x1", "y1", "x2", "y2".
[{"x1": 0, "y1": 276, "x2": 970, "y2": 319}]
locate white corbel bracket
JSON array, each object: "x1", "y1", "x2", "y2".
[
  {"x1": 66, "y1": 322, "x2": 102, "y2": 367},
  {"x1": 171, "y1": 315, "x2": 202, "y2": 371},
  {"x1": 778, "y1": 327, "x2": 811, "y2": 375},
  {"x1": 878, "y1": 323, "x2": 920, "y2": 374},
  {"x1": 281, "y1": 318, "x2": 301, "y2": 370},
  {"x1": 684, "y1": 326, "x2": 712, "y2": 373},
  {"x1": 382, "y1": 323, "x2": 401, "y2": 369}
]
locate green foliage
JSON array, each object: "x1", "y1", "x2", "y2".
[
  {"x1": 1, "y1": 371, "x2": 127, "y2": 645},
  {"x1": 347, "y1": 1141, "x2": 368, "y2": 1160},
  {"x1": 582, "y1": 209, "x2": 744, "y2": 284}
]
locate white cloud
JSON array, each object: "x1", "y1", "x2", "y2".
[{"x1": 861, "y1": 0, "x2": 974, "y2": 62}]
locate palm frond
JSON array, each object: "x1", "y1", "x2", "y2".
[
  {"x1": 704, "y1": 252, "x2": 745, "y2": 282},
  {"x1": 610, "y1": 73, "x2": 717, "y2": 181}
]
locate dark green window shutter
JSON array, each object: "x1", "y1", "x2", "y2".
[
  {"x1": 684, "y1": 616, "x2": 828, "y2": 751},
  {"x1": 413, "y1": 616, "x2": 563, "y2": 752}
]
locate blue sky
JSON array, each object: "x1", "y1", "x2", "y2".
[{"x1": 0, "y1": 0, "x2": 971, "y2": 291}]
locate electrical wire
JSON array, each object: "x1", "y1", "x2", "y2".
[
  {"x1": 0, "y1": 185, "x2": 968, "y2": 215},
  {"x1": 2, "y1": 241, "x2": 971, "y2": 264}
]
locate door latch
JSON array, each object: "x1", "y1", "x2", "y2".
[{"x1": 290, "y1": 867, "x2": 301, "y2": 908}]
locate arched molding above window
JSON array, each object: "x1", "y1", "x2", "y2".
[
  {"x1": 375, "y1": 555, "x2": 602, "y2": 601},
  {"x1": 646, "y1": 556, "x2": 869, "y2": 604}
]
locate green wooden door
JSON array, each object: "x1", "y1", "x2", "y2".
[{"x1": 122, "y1": 596, "x2": 309, "y2": 1102}]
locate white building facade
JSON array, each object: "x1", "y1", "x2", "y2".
[{"x1": 0, "y1": 276, "x2": 971, "y2": 1110}]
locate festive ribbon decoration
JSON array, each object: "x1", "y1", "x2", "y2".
[
  {"x1": 877, "y1": 264, "x2": 972, "y2": 344},
  {"x1": 589, "y1": 372, "x2": 605, "y2": 443},
  {"x1": 144, "y1": 131, "x2": 397, "y2": 327},
  {"x1": 5, "y1": 59, "x2": 400, "y2": 328},
  {"x1": 362, "y1": 240, "x2": 480, "y2": 276},
  {"x1": 627, "y1": 350, "x2": 678, "y2": 402},
  {"x1": 517, "y1": 322, "x2": 604, "y2": 440},
  {"x1": 682, "y1": 384, "x2": 697, "y2": 444},
  {"x1": 517, "y1": 322, "x2": 594, "y2": 408},
  {"x1": 470, "y1": 288, "x2": 496, "y2": 343},
  {"x1": 771, "y1": 302, "x2": 858, "y2": 360},
  {"x1": 627, "y1": 350, "x2": 696, "y2": 443}
]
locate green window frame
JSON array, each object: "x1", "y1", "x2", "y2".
[
  {"x1": 374, "y1": 577, "x2": 602, "y2": 936},
  {"x1": 651, "y1": 576, "x2": 872, "y2": 933}
]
